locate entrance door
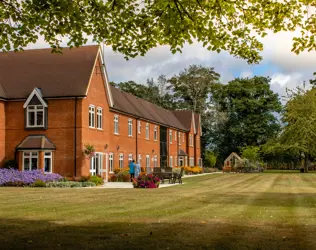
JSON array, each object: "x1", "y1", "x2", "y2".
[{"x1": 90, "y1": 153, "x2": 103, "y2": 176}]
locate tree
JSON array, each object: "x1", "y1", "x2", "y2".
[
  {"x1": 168, "y1": 65, "x2": 220, "y2": 113},
  {"x1": 210, "y1": 76, "x2": 282, "y2": 164},
  {"x1": 204, "y1": 150, "x2": 217, "y2": 168},
  {"x1": 241, "y1": 146, "x2": 260, "y2": 162},
  {"x1": 279, "y1": 88, "x2": 316, "y2": 172},
  {"x1": 1, "y1": 0, "x2": 314, "y2": 63}
]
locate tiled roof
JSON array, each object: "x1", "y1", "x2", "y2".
[
  {"x1": 16, "y1": 135, "x2": 56, "y2": 150},
  {"x1": 110, "y1": 86, "x2": 192, "y2": 131},
  {"x1": 0, "y1": 45, "x2": 99, "y2": 99}
]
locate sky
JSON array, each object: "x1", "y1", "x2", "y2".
[{"x1": 27, "y1": 30, "x2": 316, "y2": 98}]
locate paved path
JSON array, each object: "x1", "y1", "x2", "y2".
[{"x1": 98, "y1": 173, "x2": 216, "y2": 189}]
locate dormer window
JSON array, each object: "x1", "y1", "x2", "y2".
[
  {"x1": 27, "y1": 105, "x2": 44, "y2": 127},
  {"x1": 23, "y1": 88, "x2": 48, "y2": 129}
]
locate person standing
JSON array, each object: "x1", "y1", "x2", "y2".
[
  {"x1": 129, "y1": 160, "x2": 135, "y2": 181},
  {"x1": 135, "y1": 161, "x2": 141, "y2": 178}
]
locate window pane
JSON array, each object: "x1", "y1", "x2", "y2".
[
  {"x1": 37, "y1": 111, "x2": 43, "y2": 126},
  {"x1": 45, "y1": 152, "x2": 51, "y2": 156},
  {"x1": 24, "y1": 158, "x2": 30, "y2": 171},
  {"x1": 44, "y1": 158, "x2": 51, "y2": 172},
  {"x1": 29, "y1": 111, "x2": 35, "y2": 126},
  {"x1": 31, "y1": 152, "x2": 38, "y2": 157},
  {"x1": 31, "y1": 158, "x2": 38, "y2": 170}
]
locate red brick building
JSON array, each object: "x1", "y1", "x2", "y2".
[{"x1": 0, "y1": 45, "x2": 202, "y2": 178}]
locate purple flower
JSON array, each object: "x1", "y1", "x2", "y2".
[{"x1": 0, "y1": 168, "x2": 62, "y2": 186}]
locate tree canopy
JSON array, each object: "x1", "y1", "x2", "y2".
[
  {"x1": 210, "y1": 76, "x2": 282, "y2": 163},
  {"x1": 1, "y1": 0, "x2": 316, "y2": 63}
]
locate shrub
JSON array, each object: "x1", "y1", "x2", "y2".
[
  {"x1": 32, "y1": 179, "x2": 46, "y2": 187},
  {"x1": 79, "y1": 176, "x2": 90, "y2": 182},
  {"x1": 183, "y1": 166, "x2": 203, "y2": 175},
  {"x1": 81, "y1": 181, "x2": 96, "y2": 187},
  {"x1": 0, "y1": 169, "x2": 62, "y2": 186},
  {"x1": 3, "y1": 160, "x2": 18, "y2": 169},
  {"x1": 133, "y1": 173, "x2": 160, "y2": 188},
  {"x1": 89, "y1": 175, "x2": 104, "y2": 186},
  {"x1": 46, "y1": 181, "x2": 82, "y2": 188},
  {"x1": 203, "y1": 167, "x2": 218, "y2": 173}
]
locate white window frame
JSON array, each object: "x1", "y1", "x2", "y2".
[
  {"x1": 146, "y1": 123, "x2": 149, "y2": 140},
  {"x1": 175, "y1": 131, "x2": 177, "y2": 141},
  {"x1": 154, "y1": 155, "x2": 158, "y2": 168},
  {"x1": 109, "y1": 153, "x2": 114, "y2": 173},
  {"x1": 175, "y1": 156, "x2": 177, "y2": 167},
  {"x1": 170, "y1": 156, "x2": 173, "y2": 168},
  {"x1": 22, "y1": 151, "x2": 38, "y2": 171},
  {"x1": 169, "y1": 130, "x2": 172, "y2": 144},
  {"x1": 119, "y1": 153, "x2": 124, "y2": 169},
  {"x1": 154, "y1": 126, "x2": 158, "y2": 141},
  {"x1": 138, "y1": 154, "x2": 142, "y2": 165},
  {"x1": 27, "y1": 105, "x2": 45, "y2": 128},
  {"x1": 189, "y1": 157, "x2": 194, "y2": 166},
  {"x1": 146, "y1": 155, "x2": 150, "y2": 168},
  {"x1": 128, "y1": 154, "x2": 133, "y2": 163},
  {"x1": 89, "y1": 105, "x2": 95, "y2": 128},
  {"x1": 44, "y1": 151, "x2": 53, "y2": 173},
  {"x1": 138, "y1": 120, "x2": 141, "y2": 134},
  {"x1": 178, "y1": 132, "x2": 181, "y2": 145},
  {"x1": 90, "y1": 153, "x2": 103, "y2": 176},
  {"x1": 114, "y1": 115, "x2": 119, "y2": 135},
  {"x1": 189, "y1": 134, "x2": 193, "y2": 147},
  {"x1": 128, "y1": 119, "x2": 133, "y2": 137},
  {"x1": 183, "y1": 133, "x2": 185, "y2": 143},
  {"x1": 96, "y1": 107, "x2": 103, "y2": 130}
]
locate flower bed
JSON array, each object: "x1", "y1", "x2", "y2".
[
  {"x1": 132, "y1": 173, "x2": 160, "y2": 188},
  {"x1": 110, "y1": 167, "x2": 131, "y2": 182},
  {"x1": 0, "y1": 168, "x2": 62, "y2": 186},
  {"x1": 183, "y1": 166, "x2": 203, "y2": 175}
]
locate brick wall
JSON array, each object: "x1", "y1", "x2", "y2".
[
  {"x1": 0, "y1": 101, "x2": 5, "y2": 167},
  {"x1": 5, "y1": 98, "x2": 80, "y2": 176}
]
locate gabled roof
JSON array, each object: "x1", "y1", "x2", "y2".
[
  {"x1": 110, "y1": 86, "x2": 189, "y2": 131},
  {"x1": 23, "y1": 88, "x2": 47, "y2": 108},
  {"x1": 16, "y1": 135, "x2": 56, "y2": 150},
  {"x1": 0, "y1": 45, "x2": 99, "y2": 99},
  {"x1": 224, "y1": 152, "x2": 242, "y2": 163},
  {"x1": 173, "y1": 110, "x2": 193, "y2": 131}
]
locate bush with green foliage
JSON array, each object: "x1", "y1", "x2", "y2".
[
  {"x1": 89, "y1": 175, "x2": 104, "y2": 186},
  {"x1": 32, "y1": 179, "x2": 46, "y2": 187},
  {"x1": 46, "y1": 181, "x2": 96, "y2": 188}
]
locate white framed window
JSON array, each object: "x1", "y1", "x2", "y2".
[
  {"x1": 178, "y1": 132, "x2": 181, "y2": 145},
  {"x1": 154, "y1": 126, "x2": 158, "y2": 141},
  {"x1": 154, "y1": 155, "x2": 158, "y2": 168},
  {"x1": 109, "y1": 153, "x2": 114, "y2": 172},
  {"x1": 138, "y1": 120, "x2": 141, "y2": 134},
  {"x1": 96, "y1": 107, "x2": 103, "y2": 129},
  {"x1": 44, "y1": 152, "x2": 52, "y2": 173},
  {"x1": 23, "y1": 151, "x2": 38, "y2": 171},
  {"x1": 170, "y1": 156, "x2": 173, "y2": 168},
  {"x1": 119, "y1": 153, "x2": 124, "y2": 169},
  {"x1": 189, "y1": 157, "x2": 194, "y2": 166},
  {"x1": 128, "y1": 154, "x2": 133, "y2": 163},
  {"x1": 175, "y1": 156, "x2": 177, "y2": 167},
  {"x1": 27, "y1": 105, "x2": 45, "y2": 128},
  {"x1": 169, "y1": 130, "x2": 172, "y2": 144},
  {"x1": 128, "y1": 119, "x2": 133, "y2": 137},
  {"x1": 175, "y1": 131, "x2": 177, "y2": 141},
  {"x1": 146, "y1": 155, "x2": 150, "y2": 168},
  {"x1": 138, "y1": 154, "x2": 142, "y2": 165},
  {"x1": 189, "y1": 134, "x2": 193, "y2": 146},
  {"x1": 183, "y1": 133, "x2": 185, "y2": 143},
  {"x1": 146, "y1": 123, "x2": 149, "y2": 140},
  {"x1": 89, "y1": 105, "x2": 95, "y2": 128},
  {"x1": 114, "y1": 115, "x2": 119, "y2": 134},
  {"x1": 90, "y1": 153, "x2": 103, "y2": 176}
]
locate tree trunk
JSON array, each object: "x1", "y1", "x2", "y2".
[{"x1": 304, "y1": 157, "x2": 309, "y2": 173}]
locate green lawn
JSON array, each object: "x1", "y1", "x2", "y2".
[{"x1": 1, "y1": 174, "x2": 316, "y2": 250}]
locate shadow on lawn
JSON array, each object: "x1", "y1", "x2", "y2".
[{"x1": 0, "y1": 218, "x2": 315, "y2": 250}]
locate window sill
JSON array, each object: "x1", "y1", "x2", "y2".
[
  {"x1": 25, "y1": 126, "x2": 46, "y2": 131},
  {"x1": 97, "y1": 128, "x2": 103, "y2": 131},
  {"x1": 89, "y1": 126, "x2": 95, "y2": 129},
  {"x1": 114, "y1": 133, "x2": 119, "y2": 136}
]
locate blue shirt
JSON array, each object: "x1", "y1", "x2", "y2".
[{"x1": 129, "y1": 162, "x2": 135, "y2": 174}]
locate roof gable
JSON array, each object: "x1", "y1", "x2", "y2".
[
  {"x1": 0, "y1": 45, "x2": 99, "y2": 99},
  {"x1": 23, "y1": 88, "x2": 47, "y2": 108}
]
